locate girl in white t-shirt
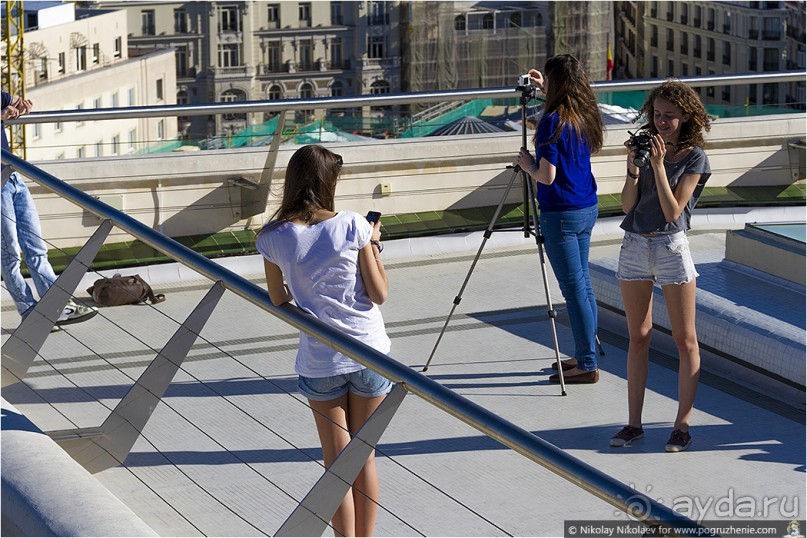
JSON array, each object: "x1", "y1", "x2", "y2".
[{"x1": 256, "y1": 144, "x2": 390, "y2": 537}]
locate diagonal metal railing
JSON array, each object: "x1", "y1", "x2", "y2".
[{"x1": 2, "y1": 148, "x2": 705, "y2": 535}]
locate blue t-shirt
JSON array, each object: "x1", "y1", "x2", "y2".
[{"x1": 533, "y1": 111, "x2": 598, "y2": 212}]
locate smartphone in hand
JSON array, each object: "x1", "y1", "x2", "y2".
[{"x1": 366, "y1": 211, "x2": 382, "y2": 225}]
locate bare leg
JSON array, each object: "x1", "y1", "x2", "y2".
[
  {"x1": 348, "y1": 392, "x2": 387, "y2": 537},
  {"x1": 310, "y1": 395, "x2": 354, "y2": 537},
  {"x1": 661, "y1": 280, "x2": 700, "y2": 431},
  {"x1": 619, "y1": 280, "x2": 655, "y2": 427}
]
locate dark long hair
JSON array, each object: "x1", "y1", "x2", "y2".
[
  {"x1": 270, "y1": 145, "x2": 343, "y2": 224},
  {"x1": 535, "y1": 54, "x2": 604, "y2": 153},
  {"x1": 636, "y1": 78, "x2": 711, "y2": 149}
]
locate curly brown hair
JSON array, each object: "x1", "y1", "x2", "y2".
[{"x1": 636, "y1": 78, "x2": 711, "y2": 149}]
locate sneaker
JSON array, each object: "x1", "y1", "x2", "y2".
[
  {"x1": 56, "y1": 300, "x2": 98, "y2": 326},
  {"x1": 665, "y1": 429, "x2": 691, "y2": 452},
  {"x1": 610, "y1": 425, "x2": 644, "y2": 447}
]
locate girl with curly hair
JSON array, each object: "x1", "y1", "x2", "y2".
[
  {"x1": 610, "y1": 79, "x2": 712, "y2": 452},
  {"x1": 515, "y1": 54, "x2": 605, "y2": 384}
]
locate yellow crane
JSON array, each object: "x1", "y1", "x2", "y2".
[{"x1": 3, "y1": 0, "x2": 27, "y2": 158}]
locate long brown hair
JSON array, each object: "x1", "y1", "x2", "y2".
[
  {"x1": 636, "y1": 78, "x2": 711, "y2": 149},
  {"x1": 535, "y1": 54, "x2": 604, "y2": 153},
  {"x1": 270, "y1": 145, "x2": 343, "y2": 224}
]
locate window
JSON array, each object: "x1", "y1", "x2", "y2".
[
  {"x1": 762, "y1": 17, "x2": 780, "y2": 40},
  {"x1": 219, "y1": 5, "x2": 239, "y2": 32},
  {"x1": 76, "y1": 46, "x2": 87, "y2": 71},
  {"x1": 267, "y1": 42, "x2": 281, "y2": 72},
  {"x1": 95, "y1": 140, "x2": 103, "y2": 157},
  {"x1": 707, "y1": 38, "x2": 715, "y2": 61},
  {"x1": 157, "y1": 120, "x2": 165, "y2": 140},
  {"x1": 267, "y1": 85, "x2": 282, "y2": 100},
  {"x1": 330, "y1": 38, "x2": 343, "y2": 69},
  {"x1": 268, "y1": 4, "x2": 280, "y2": 27},
  {"x1": 111, "y1": 135, "x2": 120, "y2": 155},
  {"x1": 94, "y1": 97, "x2": 102, "y2": 109},
  {"x1": 667, "y1": 59, "x2": 674, "y2": 76},
  {"x1": 330, "y1": 2, "x2": 342, "y2": 25},
  {"x1": 680, "y1": 3, "x2": 688, "y2": 24},
  {"x1": 175, "y1": 47, "x2": 189, "y2": 77},
  {"x1": 218, "y1": 44, "x2": 241, "y2": 67},
  {"x1": 299, "y1": 39, "x2": 313, "y2": 70},
  {"x1": 92, "y1": 43, "x2": 100, "y2": 64},
  {"x1": 749, "y1": 85, "x2": 758, "y2": 105},
  {"x1": 649, "y1": 1, "x2": 657, "y2": 18},
  {"x1": 763, "y1": 47, "x2": 779, "y2": 71},
  {"x1": 666, "y1": 3, "x2": 673, "y2": 22},
  {"x1": 651, "y1": 25, "x2": 658, "y2": 47},
  {"x1": 749, "y1": 47, "x2": 758, "y2": 70},
  {"x1": 749, "y1": 18, "x2": 759, "y2": 40},
  {"x1": 58, "y1": 52, "x2": 65, "y2": 74},
  {"x1": 330, "y1": 80, "x2": 343, "y2": 97},
  {"x1": 651, "y1": 55, "x2": 658, "y2": 77},
  {"x1": 694, "y1": 5, "x2": 701, "y2": 27},
  {"x1": 370, "y1": 80, "x2": 391, "y2": 111},
  {"x1": 221, "y1": 89, "x2": 246, "y2": 120},
  {"x1": 707, "y1": 8, "x2": 715, "y2": 31},
  {"x1": 299, "y1": 82, "x2": 314, "y2": 121},
  {"x1": 299, "y1": 3, "x2": 311, "y2": 27},
  {"x1": 368, "y1": 35, "x2": 384, "y2": 59},
  {"x1": 77, "y1": 146, "x2": 85, "y2": 159},
  {"x1": 482, "y1": 13, "x2": 493, "y2": 29},
  {"x1": 111, "y1": 91, "x2": 119, "y2": 108},
  {"x1": 723, "y1": 13, "x2": 731, "y2": 34},
  {"x1": 694, "y1": 35, "x2": 702, "y2": 58},
  {"x1": 369, "y1": 1, "x2": 387, "y2": 25},
  {"x1": 141, "y1": 10, "x2": 155, "y2": 35},
  {"x1": 682, "y1": 63, "x2": 688, "y2": 76},
  {"x1": 680, "y1": 33, "x2": 688, "y2": 55},
  {"x1": 174, "y1": 8, "x2": 188, "y2": 33},
  {"x1": 666, "y1": 29, "x2": 674, "y2": 52},
  {"x1": 156, "y1": 78, "x2": 164, "y2": 100},
  {"x1": 455, "y1": 15, "x2": 466, "y2": 31},
  {"x1": 37, "y1": 57, "x2": 47, "y2": 80},
  {"x1": 128, "y1": 87, "x2": 136, "y2": 106},
  {"x1": 722, "y1": 86, "x2": 731, "y2": 102},
  {"x1": 128, "y1": 129, "x2": 137, "y2": 151},
  {"x1": 114, "y1": 37, "x2": 122, "y2": 58},
  {"x1": 722, "y1": 42, "x2": 731, "y2": 65}
]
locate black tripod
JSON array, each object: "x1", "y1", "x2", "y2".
[{"x1": 421, "y1": 86, "x2": 603, "y2": 396}]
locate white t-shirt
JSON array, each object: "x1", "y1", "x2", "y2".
[{"x1": 255, "y1": 211, "x2": 391, "y2": 377}]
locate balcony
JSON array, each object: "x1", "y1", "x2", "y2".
[
  {"x1": 211, "y1": 65, "x2": 254, "y2": 78},
  {"x1": 353, "y1": 57, "x2": 402, "y2": 70}
]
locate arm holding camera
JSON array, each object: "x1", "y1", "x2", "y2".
[{"x1": 358, "y1": 217, "x2": 388, "y2": 305}]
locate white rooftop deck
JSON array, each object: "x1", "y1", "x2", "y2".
[{"x1": 1, "y1": 210, "x2": 804, "y2": 537}]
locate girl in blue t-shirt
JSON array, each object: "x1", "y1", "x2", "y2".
[{"x1": 516, "y1": 54, "x2": 605, "y2": 384}]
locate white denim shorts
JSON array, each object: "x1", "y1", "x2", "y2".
[{"x1": 616, "y1": 231, "x2": 699, "y2": 285}]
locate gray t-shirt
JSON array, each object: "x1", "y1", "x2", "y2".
[{"x1": 620, "y1": 147, "x2": 711, "y2": 235}]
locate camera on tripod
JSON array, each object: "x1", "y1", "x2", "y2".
[
  {"x1": 628, "y1": 130, "x2": 654, "y2": 168},
  {"x1": 516, "y1": 73, "x2": 540, "y2": 99}
]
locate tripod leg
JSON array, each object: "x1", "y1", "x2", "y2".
[
  {"x1": 525, "y1": 171, "x2": 567, "y2": 396},
  {"x1": 422, "y1": 167, "x2": 523, "y2": 372}
]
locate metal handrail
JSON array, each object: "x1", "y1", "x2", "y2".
[
  {"x1": 1, "y1": 148, "x2": 704, "y2": 532},
  {"x1": 6, "y1": 71, "x2": 805, "y2": 124}
]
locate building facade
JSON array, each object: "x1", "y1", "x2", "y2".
[
  {"x1": 614, "y1": 1, "x2": 805, "y2": 110},
  {"x1": 3, "y1": 2, "x2": 177, "y2": 161},
  {"x1": 98, "y1": 0, "x2": 402, "y2": 139}
]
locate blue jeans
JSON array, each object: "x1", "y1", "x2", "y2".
[
  {"x1": 1, "y1": 172, "x2": 58, "y2": 315},
  {"x1": 540, "y1": 206, "x2": 599, "y2": 371}
]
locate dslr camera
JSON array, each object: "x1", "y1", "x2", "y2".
[{"x1": 628, "y1": 130, "x2": 654, "y2": 168}]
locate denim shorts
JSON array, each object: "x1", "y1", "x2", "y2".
[
  {"x1": 616, "y1": 231, "x2": 699, "y2": 285},
  {"x1": 298, "y1": 368, "x2": 393, "y2": 401}
]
